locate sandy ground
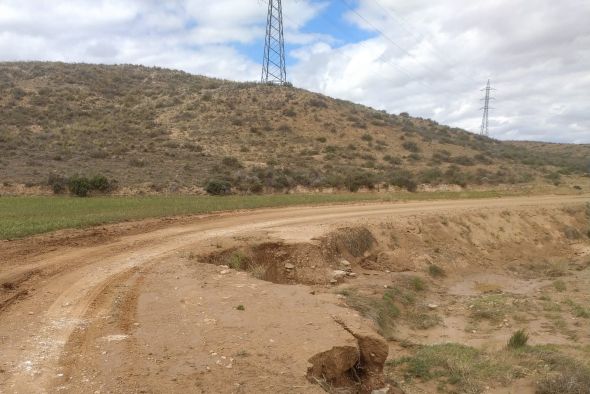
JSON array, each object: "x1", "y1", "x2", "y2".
[{"x1": 0, "y1": 195, "x2": 589, "y2": 394}]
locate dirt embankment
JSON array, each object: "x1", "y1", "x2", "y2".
[
  {"x1": 0, "y1": 196, "x2": 588, "y2": 394},
  {"x1": 194, "y1": 203, "x2": 590, "y2": 393},
  {"x1": 201, "y1": 204, "x2": 590, "y2": 286}
]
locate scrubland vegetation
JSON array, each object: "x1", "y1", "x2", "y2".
[{"x1": 0, "y1": 62, "x2": 589, "y2": 196}]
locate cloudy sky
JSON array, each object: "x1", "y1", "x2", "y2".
[{"x1": 1, "y1": 0, "x2": 589, "y2": 143}]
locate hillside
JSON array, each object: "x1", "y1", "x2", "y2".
[{"x1": 0, "y1": 62, "x2": 589, "y2": 195}]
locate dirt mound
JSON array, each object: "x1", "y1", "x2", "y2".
[
  {"x1": 200, "y1": 227, "x2": 378, "y2": 285},
  {"x1": 200, "y1": 242, "x2": 331, "y2": 284},
  {"x1": 307, "y1": 319, "x2": 389, "y2": 393}
]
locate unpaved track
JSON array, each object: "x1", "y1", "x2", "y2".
[{"x1": 0, "y1": 195, "x2": 588, "y2": 393}]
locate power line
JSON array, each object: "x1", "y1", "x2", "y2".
[
  {"x1": 341, "y1": 0, "x2": 447, "y2": 82},
  {"x1": 291, "y1": 3, "x2": 435, "y2": 89}
]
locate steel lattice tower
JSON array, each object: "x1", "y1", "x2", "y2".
[
  {"x1": 480, "y1": 79, "x2": 495, "y2": 136},
  {"x1": 261, "y1": 0, "x2": 287, "y2": 84}
]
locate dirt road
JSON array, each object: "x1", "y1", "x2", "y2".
[{"x1": 0, "y1": 194, "x2": 588, "y2": 393}]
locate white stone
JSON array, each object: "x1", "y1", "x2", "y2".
[{"x1": 331, "y1": 270, "x2": 347, "y2": 280}]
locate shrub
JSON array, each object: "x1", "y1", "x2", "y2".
[
  {"x1": 47, "y1": 174, "x2": 67, "y2": 194},
  {"x1": 89, "y1": 175, "x2": 111, "y2": 192},
  {"x1": 553, "y1": 280, "x2": 566, "y2": 292},
  {"x1": 428, "y1": 265, "x2": 446, "y2": 278},
  {"x1": 390, "y1": 171, "x2": 417, "y2": 192},
  {"x1": 402, "y1": 141, "x2": 419, "y2": 153},
  {"x1": 361, "y1": 133, "x2": 373, "y2": 142},
  {"x1": 420, "y1": 168, "x2": 443, "y2": 184},
  {"x1": 410, "y1": 276, "x2": 426, "y2": 291},
  {"x1": 248, "y1": 179, "x2": 263, "y2": 194},
  {"x1": 283, "y1": 108, "x2": 297, "y2": 117},
  {"x1": 68, "y1": 176, "x2": 91, "y2": 197},
  {"x1": 308, "y1": 98, "x2": 327, "y2": 108},
  {"x1": 507, "y1": 329, "x2": 529, "y2": 349},
  {"x1": 383, "y1": 155, "x2": 402, "y2": 165},
  {"x1": 277, "y1": 124, "x2": 292, "y2": 133},
  {"x1": 345, "y1": 171, "x2": 377, "y2": 192},
  {"x1": 205, "y1": 179, "x2": 232, "y2": 196},
  {"x1": 222, "y1": 156, "x2": 241, "y2": 168}
]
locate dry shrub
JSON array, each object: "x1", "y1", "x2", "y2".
[{"x1": 328, "y1": 227, "x2": 375, "y2": 258}]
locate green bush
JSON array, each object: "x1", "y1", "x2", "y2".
[
  {"x1": 68, "y1": 176, "x2": 91, "y2": 197},
  {"x1": 428, "y1": 265, "x2": 446, "y2": 278},
  {"x1": 205, "y1": 179, "x2": 232, "y2": 195},
  {"x1": 390, "y1": 171, "x2": 417, "y2": 192},
  {"x1": 89, "y1": 175, "x2": 111, "y2": 192},
  {"x1": 345, "y1": 171, "x2": 376, "y2": 192},
  {"x1": 507, "y1": 329, "x2": 529, "y2": 349}
]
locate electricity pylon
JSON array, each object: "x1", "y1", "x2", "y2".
[
  {"x1": 261, "y1": 0, "x2": 287, "y2": 84},
  {"x1": 480, "y1": 79, "x2": 495, "y2": 136}
]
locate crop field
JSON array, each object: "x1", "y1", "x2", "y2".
[{"x1": 0, "y1": 190, "x2": 508, "y2": 240}]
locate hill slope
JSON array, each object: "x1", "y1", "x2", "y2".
[{"x1": 0, "y1": 62, "x2": 589, "y2": 195}]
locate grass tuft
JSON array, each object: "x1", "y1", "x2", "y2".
[
  {"x1": 469, "y1": 294, "x2": 510, "y2": 323},
  {"x1": 507, "y1": 329, "x2": 529, "y2": 349},
  {"x1": 553, "y1": 280, "x2": 566, "y2": 292},
  {"x1": 427, "y1": 264, "x2": 446, "y2": 278}
]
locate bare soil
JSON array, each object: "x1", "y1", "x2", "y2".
[{"x1": 0, "y1": 195, "x2": 589, "y2": 393}]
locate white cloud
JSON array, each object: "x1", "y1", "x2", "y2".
[{"x1": 290, "y1": 0, "x2": 590, "y2": 142}]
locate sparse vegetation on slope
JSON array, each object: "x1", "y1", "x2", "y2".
[{"x1": 1, "y1": 62, "x2": 589, "y2": 194}]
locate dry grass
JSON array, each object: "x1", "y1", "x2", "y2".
[
  {"x1": 388, "y1": 343, "x2": 590, "y2": 394},
  {"x1": 338, "y1": 288, "x2": 400, "y2": 339}
]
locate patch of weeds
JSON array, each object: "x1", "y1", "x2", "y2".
[
  {"x1": 427, "y1": 264, "x2": 446, "y2": 278},
  {"x1": 564, "y1": 299, "x2": 590, "y2": 318},
  {"x1": 248, "y1": 264, "x2": 266, "y2": 280},
  {"x1": 387, "y1": 286, "x2": 416, "y2": 305},
  {"x1": 388, "y1": 343, "x2": 509, "y2": 393},
  {"x1": 409, "y1": 276, "x2": 426, "y2": 292},
  {"x1": 522, "y1": 261, "x2": 567, "y2": 278},
  {"x1": 407, "y1": 310, "x2": 442, "y2": 330},
  {"x1": 507, "y1": 329, "x2": 529, "y2": 349},
  {"x1": 236, "y1": 304, "x2": 245, "y2": 311},
  {"x1": 330, "y1": 227, "x2": 375, "y2": 257},
  {"x1": 469, "y1": 294, "x2": 511, "y2": 323},
  {"x1": 226, "y1": 251, "x2": 246, "y2": 270},
  {"x1": 553, "y1": 280, "x2": 566, "y2": 292},
  {"x1": 533, "y1": 347, "x2": 590, "y2": 394},
  {"x1": 542, "y1": 302, "x2": 562, "y2": 312},
  {"x1": 390, "y1": 343, "x2": 590, "y2": 394},
  {"x1": 338, "y1": 288, "x2": 400, "y2": 339}
]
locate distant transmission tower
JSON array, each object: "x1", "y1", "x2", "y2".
[
  {"x1": 261, "y1": 0, "x2": 287, "y2": 84},
  {"x1": 479, "y1": 79, "x2": 495, "y2": 136}
]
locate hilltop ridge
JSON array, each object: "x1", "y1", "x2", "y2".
[{"x1": 0, "y1": 62, "x2": 588, "y2": 195}]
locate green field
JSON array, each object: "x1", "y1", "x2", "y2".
[{"x1": 0, "y1": 191, "x2": 509, "y2": 240}]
